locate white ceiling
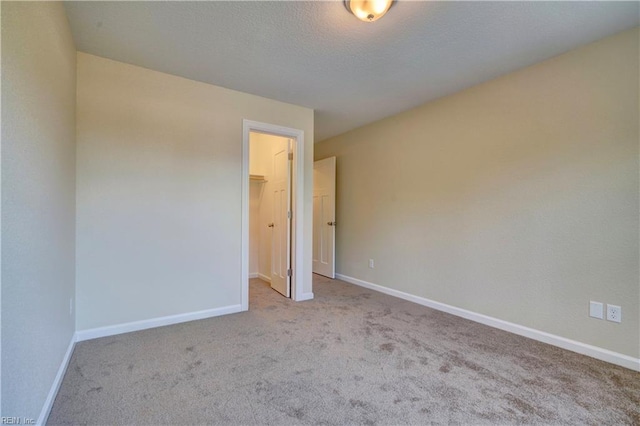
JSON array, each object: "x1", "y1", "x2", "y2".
[{"x1": 64, "y1": 1, "x2": 639, "y2": 142}]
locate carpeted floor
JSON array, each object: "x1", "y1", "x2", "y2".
[{"x1": 48, "y1": 275, "x2": 639, "y2": 425}]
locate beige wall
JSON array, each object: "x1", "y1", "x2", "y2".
[
  {"x1": 76, "y1": 53, "x2": 313, "y2": 331},
  {"x1": 249, "y1": 181, "x2": 263, "y2": 276},
  {"x1": 315, "y1": 28, "x2": 639, "y2": 358},
  {"x1": 1, "y1": 2, "x2": 77, "y2": 418}
]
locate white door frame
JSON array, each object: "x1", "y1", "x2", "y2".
[{"x1": 242, "y1": 120, "x2": 306, "y2": 310}]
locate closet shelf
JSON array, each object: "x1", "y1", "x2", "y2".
[{"x1": 249, "y1": 174, "x2": 268, "y2": 183}]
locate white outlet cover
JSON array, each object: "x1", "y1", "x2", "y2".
[
  {"x1": 589, "y1": 301, "x2": 603, "y2": 319},
  {"x1": 606, "y1": 304, "x2": 621, "y2": 323}
]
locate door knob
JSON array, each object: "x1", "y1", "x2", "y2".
[
  {"x1": 327, "y1": 221, "x2": 336, "y2": 226},
  {"x1": 268, "y1": 223, "x2": 275, "y2": 228}
]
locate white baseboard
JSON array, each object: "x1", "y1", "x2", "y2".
[
  {"x1": 76, "y1": 304, "x2": 243, "y2": 342},
  {"x1": 249, "y1": 272, "x2": 259, "y2": 279},
  {"x1": 37, "y1": 334, "x2": 76, "y2": 426},
  {"x1": 258, "y1": 273, "x2": 271, "y2": 283},
  {"x1": 336, "y1": 273, "x2": 640, "y2": 372},
  {"x1": 296, "y1": 292, "x2": 314, "y2": 302}
]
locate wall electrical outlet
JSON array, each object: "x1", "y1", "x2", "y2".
[
  {"x1": 606, "y1": 304, "x2": 621, "y2": 323},
  {"x1": 589, "y1": 301, "x2": 603, "y2": 319},
  {"x1": 368, "y1": 259, "x2": 375, "y2": 268}
]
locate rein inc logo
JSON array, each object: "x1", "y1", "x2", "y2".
[{"x1": 1, "y1": 418, "x2": 35, "y2": 425}]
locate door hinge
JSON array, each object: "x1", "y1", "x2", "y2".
[
  {"x1": 287, "y1": 269, "x2": 292, "y2": 277},
  {"x1": 288, "y1": 152, "x2": 294, "y2": 161},
  {"x1": 287, "y1": 211, "x2": 292, "y2": 219}
]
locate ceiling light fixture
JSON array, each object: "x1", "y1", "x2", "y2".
[{"x1": 345, "y1": 0, "x2": 394, "y2": 23}]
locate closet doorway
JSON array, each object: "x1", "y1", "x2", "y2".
[
  {"x1": 241, "y1": 120, "x2": 307, "y2": 311},
  {"x1": 249, "y1": 131, "x2": 293, "y2": 298}
]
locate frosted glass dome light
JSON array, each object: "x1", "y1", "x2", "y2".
[{"x1": 346, "y1": 0, "x2": 393, "y2": 22}]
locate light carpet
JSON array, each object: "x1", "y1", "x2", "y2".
[{"x1": 48, "y1": 275, "x2": 639, "y2": 425}]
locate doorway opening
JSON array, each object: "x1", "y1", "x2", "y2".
[
  {"x1": 241, "y1": 120, "x2": 309, "y2": 311},
  {"x1": 249, "y1": 131, "x2": 292, "y2": 298}
]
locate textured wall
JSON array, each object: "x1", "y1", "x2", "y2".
[
  {"x1": 249, "y1": 182, "x2": 263, "y2": 276},
  {"x1": 315, "y1": 28, "x2": 639, "y2": 358},
  {"x1": 1, "y1": 2, "x2": 76, "y2": 418},
  {"x1": 76, "y1": 53, "x2": 313, "y2": 331}
]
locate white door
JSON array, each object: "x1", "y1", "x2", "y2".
[
  {"x1": 313, "y1": 157, "x2": 336, "y2": 278},
  {"x1": 270, "y1": 138, "x2": 292, "y2": 297}
]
